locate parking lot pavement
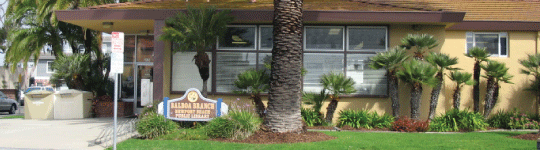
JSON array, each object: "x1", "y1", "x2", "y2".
[{"x1": 0, "y1": 117, "x2": 132, "y2": 150}]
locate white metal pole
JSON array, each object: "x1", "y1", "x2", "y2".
[{"x1": 113, "y1": 73, "x2": 118, "y2": 150}]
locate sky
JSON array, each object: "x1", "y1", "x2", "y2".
[{"x1": 0, "y1": 0, "x2": 7, "y2": 28}]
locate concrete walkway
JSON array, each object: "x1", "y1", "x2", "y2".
[{"x1": 0, "y1": 118, "x2": 134, "y2": 150}]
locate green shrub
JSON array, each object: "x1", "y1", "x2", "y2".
[
  {"x1": 301, "y1": 108, "x2": 324, "y2": 127},
  {"x1": 337, "y1": 109, "x2": 394, "y2": 129},
  {"x1": 430, "y1": 109, "x2": 488, "y2": 132},
  {"x1": 391, "y1": 116, "x2": 430, "y2": 132},
  {"x1": 487, "y1": 110, "x2": 513, "y2": 129},
  {"x1": 487, "y1": 109, "x2": 540, "y2": 129},
  {"x1": 204, "y1": 111, "x2": 261, "y2": 140},
  {"x1": 136, "y1": 112, "x2": 179, "y2": 139}
]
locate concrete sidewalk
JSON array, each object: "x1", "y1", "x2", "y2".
[{"x1": 0, "y1": 118, "x2": 134, "y2": 150}]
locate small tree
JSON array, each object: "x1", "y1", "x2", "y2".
[
  {"x1": 233, "y1": 69, "x2": 269, "y2": 118},
  {"x1": 481, "y1": 60, "x2": 513, "y2": 118},
  {"x1": 448, "y1": 71, "x2": 475, "y2": 109},
  {"x1": 397, "y1": 60, "x2": 438, "y2": 120},
  {"x1": 321, "y1": 72, "x2": 356, "y2": 123},
  {"x1": 465, "y1": 47, "x2": 490, "y2": 113},
  {"x1": 425, "y1": 52, "x2": 458, "y2": 120},
  {"x1": 519, "y1": 54, "x2": 540, "y2": 114},
  {"x1": 369, "y1": 47, "x2": 409, "y2": 117},
  {"x1": 159, "y1": 6, "x2": 234, "y2": 97},
  {"x1": 302, "y1": 89, "x2": 329, "y2": 113},
  {"x1": 400, "y1": 34, "x2": 439, "y2": 60},
  {"x1": 50, "y1": 54, "x2": 90, "y2": 90}
]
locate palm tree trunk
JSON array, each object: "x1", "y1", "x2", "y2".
[
  {"x1": 473, "y1": 61, "x2": 481, "y2": 113},
  {"x1": 428, "y1": 73, "x2": 443, "y2": 120},
  {"x1": 325, "y1": 99, "x2": 338, "y2": 123},
  {"x1": 202, "y1": 80, "x2": 208, "y2": 97},
  {"x1": 388, "y1": 72, "x2": 400, "y2": 118},
  {"x1": 251, "y1": 94, "x2": 266, "y2": 118},
  {"x1": 194, "y1": 52, "x2": 210, "y2": 97},
  {"x1": 84, "y1": 29, "x2": 93, "y2": 54},
  {"x1": 264, "y1": 0, "x2": 303, "y2": 133},
  {"x1": 411, "y1": 83, "x2": 422, "y2": 120},
  {"x1": 453, "y1": 85, "x2": 461, "y2": 109},
  {"x1": 484, "y1": 77, "x2": 496, "y2": 118}
]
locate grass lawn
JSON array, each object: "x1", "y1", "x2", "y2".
[
  {"x1": 112, "y1": 131, "x2": 534, "y2": 150},
  {"x1": 0, "y1": 115, "x2": 24, "y2": 119}
]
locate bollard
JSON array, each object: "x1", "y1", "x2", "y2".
[
  {"x1": 217, "y1": 98, "x2": 222, "y2": 117},
  {"x1": 163, "y1": 97, "x2": 169, "y2": 118}
]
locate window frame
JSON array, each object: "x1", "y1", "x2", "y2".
[
  {"x1": 466, "y1": 32, "x2": 508, "y2": 58},
  {"x1": 46, "y1": 61, "x2": 54, "y2": 73},
  {"x1": 258, "y1": 25, "x2": 273, "y2": 51},
  {"x1": 346, "y1": 26, "x2": 388, "y2": 52},
  {"x1": 217, "y1": 25, "x2": 258, "y2": 51}
]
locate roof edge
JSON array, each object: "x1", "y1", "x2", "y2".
[{"x1": 447, "y1": 21, "x2": 540, "y2": 31}]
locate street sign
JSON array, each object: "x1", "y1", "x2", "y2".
[{"x1": 110, "y1": 32, "x2": 124, "y2": 74}]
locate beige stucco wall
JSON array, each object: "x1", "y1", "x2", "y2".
[{"x1": 163, "y1": 24, "x2": 539, "y2": 123}]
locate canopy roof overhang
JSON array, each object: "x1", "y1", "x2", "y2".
[{"x1": 56, "y1": 9, "x2": 466, "y2": 33}]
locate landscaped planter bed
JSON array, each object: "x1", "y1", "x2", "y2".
[{"x1": 210, "y1": 131, "x2": 336, "y2": 144}]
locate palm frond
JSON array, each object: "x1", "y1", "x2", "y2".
[
  {"x1": 399, "y1": 34, "x2": 439, "y2": 53},
  {"x1": 481, "y1": 60, "x2": 513, "y2": 84},
  {"x1": 465, "y1": 46, "x2": 490, "y2": 62},
  {"x1": 425, "y1": 52, "x2": 459, "y2": 72},
  {"x1": 396, "y1": 59, "x2": 438, "y2": 86},
  {"x1": 369, "y1": 46, "x2": 409, "y2": 71},
  {"x1": 320, "y1": 72, "x2": 357, "y2": 96}
]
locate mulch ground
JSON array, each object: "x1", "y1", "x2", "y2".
[
  {"x1": 339, "y1": 125, "x2": 390, "y2": 131},
  {"x1": 512, "y1": 133, "x2": 540, "y2": 140},
  {"x1": 210, "y1": 130, "x2": 336, "y2": 144}
]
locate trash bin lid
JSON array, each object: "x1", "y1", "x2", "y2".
[
  {"x1": 25, "y1": 90, "x2": 54, "y2": 98},
  {"x1": 55, "y1": 89, "x2": 91, "y2": 97}
]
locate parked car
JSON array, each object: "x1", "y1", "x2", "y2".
[
  {"x1": 0, "y1": 91, "x2": 18, "y2": 114},
  {"x1": 19, "y1": 86, "x2": 55, "y2": 106}
]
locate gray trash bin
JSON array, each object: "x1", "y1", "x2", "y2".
[
  {"x1": 54, "y1": 90, "x2": 93, "y2": 119},
  {"x1": 24, "y1": 90, "x2": 55, "y2": 119}
]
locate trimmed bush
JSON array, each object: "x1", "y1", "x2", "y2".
[
  {"x1": 487, "y1": 110, "x2": 513, "y2": 129},
  {"x1": 338, "y1": 109, "x2": 394, "y2": 129},
  {"x1": 392, "y1": 116, "x2": 429, "y2": 132},
  {"x1": 488, "y1": 109, "x2": 540, "y2": 129},
  {"x1": 204, "y1": 111, "x2": 261, "y2": 140},
  {"x1": 136, "y1": 112, "x2": 179, "y2": 139},
  {"x1": 430, "y1": 109, "x2": 488, "y2": 132},
  {"x1": 301, "y1": 108, "x2": 324, "y2": 127}
]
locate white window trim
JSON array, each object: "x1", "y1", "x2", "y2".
[
  {"x1": 465, "y1": 32, "x2": 508, "y2": 58},
  {"x1": 258, "y1": 25, "x2": 273, "y2": 51},
  {"x1": 304, "y1": 26, "x2": 346, "y2": 51},
  {"x1": 46, "y1": 61, "x2": 54, "y2": 73},
  {"x1": 217, "y1": 25, "x2": 258, "y2": 50},
  {"x1": 346, "y1": 26, "x2": 388, "y2": 52}
]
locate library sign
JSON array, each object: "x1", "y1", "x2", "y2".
[{"x1": 163, "y1": 88, "x2": 227, "y2": 121}]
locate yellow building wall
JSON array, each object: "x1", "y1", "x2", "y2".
[{"x1": 164, "y1": 24, "x2": 539, "y2": 123}]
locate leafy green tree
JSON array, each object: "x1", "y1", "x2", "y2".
[
  {"x1": 481, "y1": 60, "x2": 513, "y2": 118},
  {"x1": 400, "y1": 34, "x2": 439, "y2": 60},
  {"x1": 519, "y1": 54, "x2": 540, "y2": 114},
  {"x1": 425, "y1": 52, "x2": 458, "y2": 120},
  {"x1": 465, "y1": 46, "x2": 490, "y2": 113},
  {"x1": 264, "y1": 0, "x2": 304, "y2": 133},
  {"x1": 50, "y1": 54, "x2": 90, "y2": 90},
  {"x1": 160, "y1": 6, "x2": 233, "y2": 97},
  {"x1": 369, "y1": 47, "x2": 409, "y2": 117},
  {"x1": 320, "y1": 72, "x2": 356, "y2": 123},
  {"x1": 397, "y1": 60, "x2": 438, "y2": 120},
  {"x1": 234, "y1": 69, "x2": 269, "y2": 118},
  {"x1": 448, "y1": 71, "x2": 475, "y2": 109}
]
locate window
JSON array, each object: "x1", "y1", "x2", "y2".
[
  {"x1": 46, "y1": 61, "x2": 54, "y2": 73},
  {"x1": 218, "y1": 26, "x2": 256, "y2": 50},
  {"x1": 171, "y1": 25, "x2": 388, "y2": 96},
  {"x1": 466, "y1": 32, "x2": 508, "y2": 57}
]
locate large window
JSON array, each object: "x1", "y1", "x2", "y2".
[
  {"x1": 466, "y1": 32, "x2": 508, "y2": 57},
  {"x1": 171, "y1": 25, "x2": 388, "y2": 96},
  {"x1": 46, "y1": 61, "x2": 54, "y2": 73}
]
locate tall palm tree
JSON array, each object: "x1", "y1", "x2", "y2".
[
  {"x1": 397, "y1": 59, "x2": 438, "y2": 120},
  {"x1": 448, "y1": 71, "x2": 475, "y2": 109},
  {"x1": 425, "y1": 52, "x2": 458, "y2": 120},
  {"x1": 465, "y1": 46, "x2": 490, "y2": 113},
  {"x1": 519, "y1": 54, "x2": 540, "y2": 114},
  {"x1": 481, "y1": 60, "x2": 513, "y2": 118},
  {"x1": 320, "y1": 72, "x2": 356, "y2": 123},
  {"x1": 264, "y1": 0, "x2": 304, "y2": 133},
  {"x1": 400, "y1": 34, "x2": 439, "y2": 60},
  {"x1": 369, "y1": 47, "x2": 409, "y2": 118},
  {"x1": 234, "y1": 69, "x2": 270, "y2": 118},
  {"x1": 159, "y1": 6, "x2": 234, "y2": 97}
]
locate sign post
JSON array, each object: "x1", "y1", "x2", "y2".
[{"x1": 110, "y1": 32, "x2": 124, "y2": 150}]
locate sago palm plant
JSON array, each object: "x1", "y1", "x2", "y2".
[
  {"x1": 397, "y1": 59, "x2": 438, "y2": 120},
  {"x1": 400, "y1": 34, "x2": 439, "y2": 60},
  {"x1": 519, "y1": 54, "x2": 540, "y2": 114},
  {"x1": 321, "y1": 72, "x2": 356, "y2": 123},
  {"x1": 425, "y1": 52, "x2": 459, "y2": 120},
  {"x1": 369, "y1": 47, "x2": 409, "y2": 117},
  {"x1": 159, "y1": 6, "x2": 234, "y2": 97},
  {"x1": 233, "y1": 69, "x2": 270, "y2": 118},
  {"x1": 465, "y1": 46, "x2": 490, "y2": 113},
  {"x1": 481, "y1": 60, "x2": 513, "y2": 118},
  {"x1": 302, "y1": 89, "x2": 329, "y2": 113},
  {"x1": 448, "y1": 71, "x2": 475, "y2": 109}
]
